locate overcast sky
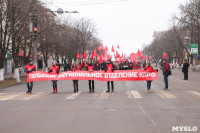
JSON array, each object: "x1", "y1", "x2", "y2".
[{"x1": 45, "y1": 0, "x2": 187, "y2": 55}]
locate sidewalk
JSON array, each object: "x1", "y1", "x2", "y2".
[{"x1": 4, "y1": 73, "x2": 26, "y2": 80}]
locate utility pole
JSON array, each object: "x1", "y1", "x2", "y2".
[{"x1": 30, "y1": 4, "x2": 38, "y2": 70}]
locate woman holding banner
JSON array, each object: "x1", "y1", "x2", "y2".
[
  {"x1": 49, "y1": 61, "x2": 59, "y2": 93},
  {"x1": 71, "y1": 62, "x2": 79, "y2": 93},
  {"x1": 144, "y1": 62, "x2": 157, "y2": 93}
]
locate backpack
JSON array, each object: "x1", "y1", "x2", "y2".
[{"x1": 166, "y1": 63, "x2": 172, "y2": 76}]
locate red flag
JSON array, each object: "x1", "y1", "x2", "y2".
[
  {"x1": 93, "y1": 48, "x2": 97, "y2": 56},
  {"x1": 111, "y1": 45, "x2": 115, "y2": 52},
  {"x1": 91, "y1": 49, "x2": 97, "y2": 60},
  {"x1": 99, "y1": 53, "x2": 103, "y2": 64},
  {"x1": 77, "y1": 52, "x2": 80, "y2": 60},
  {"x1": 116, "y1": 51, "x2": 120, "y2": 58},
  {"x1": 137, "y1": 49, "x2": 145, "y2": 60},
  {"x1": 137, "y1": 49, "x2": 142, "y2": 56},
  {"x1": 104, "y1": 46, "x2": 108, "y2": 54},
  {"x1": 97, "y1": 54, "x2": 100, "y2": 60},
  {"x1": 130, "y1": 53, "x2": 138, "y2": 62},
  {"x1": 98, "y1": 44, "x2": 103, "y2": 52},
  {"x1": 117, "y1": 44, "x2": 120, "y2": 49},
  {"x1": 104, "y1": 54, "x2": 108, "y2": 61},
  {"x1": 123, "y1": 54, "x2": 126, "y2": 61},
  {"x1": 83, "y1": 50, "x2": 87, "y2": 59}
]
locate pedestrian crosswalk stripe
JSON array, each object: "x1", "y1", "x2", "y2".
[
  {"x1": 0, "y1": 92, "x2": 24, "y2": 100},
  {"x1": 160, "y1": 91, "x2": 177, "y2": 98},
  {"x1": 126, "y1": 91, "x2": 133, "y2": 98},
  {"x1": 66, "y1": 91, "x2": 81, "y2": 99},
  {"x1": 184, "y1": 91, "x2": 200, "y2": 99},
  {"x1": 99, "y1": 91, "x2": 110, "y2": 99},
  {"x1": 131, "y1": 91, "x2": 142, "y2": 98},
  {"x1": 156, "y1": 92, "x2": 166, "y2": 98},
  {"x1": 23, "y1": 92, "x2": 44, "y2": 100},
  {"x1": 32, "y1": 93, "x2": 50, "y2": 100}
]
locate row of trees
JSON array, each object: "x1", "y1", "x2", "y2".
[
  {"x1": 142, "y1": 0, "x2": 200, "y2": 65},
  {"x1": 0, "y1": 0, "x2": 101, "y2": 82}
]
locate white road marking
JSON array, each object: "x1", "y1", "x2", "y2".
[
  {"x1": 0, "y1": 92, "x2": 24, "y2": 100},
  {"x1": 23, "y1": 92, "x2": 43, "y2": 100},
  {"x1": 139, "y1": 105, "x2": 146, "y2": 114},
  {"x1": 156, "y1": 92, "x2": 165, "y2": 98},
  {"x1": 131, "y1": 91, "x2": 142, "y2": 98},
  {"x1": 66, "y1": 91, "x2": 81, "y2": 99},
  {"x1": 189, "y1": 91, "x2": 200, "y2": 97}
]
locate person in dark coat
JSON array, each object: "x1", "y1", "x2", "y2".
[
  {"x1": 94, "y1": 60, "x2": 100, "y2": 71},
  {"x1": 123, "y1": 60, "x2": 129, "y2": 70},
  {"x1": 86, "y1": 59, "x2": 95, "y2": 93},
  {"x1": 119, "y1": 61, "x2": 124, "y2": 70},
  {"x1": 182, "y1": 60, "x2": 190, "y2": 80},
  {"x1": 56, "y1": 60, "x2": 61, "y2": 73},
  {"x1": 101, "y1": 60, "x2": 107, "y2": 70}
]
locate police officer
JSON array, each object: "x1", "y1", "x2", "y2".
[
  {"x1": 86, "y1": 59, "x2": 95, "y2": 93},
  {"x1": 24, "y1": 59, "x2": 35, "y2": 93},
  {"x1": 105, "y1": 59, "x2": 116, "y2": 92},
  {"x1": 49, "y1": 61, "x2": 59, "y2": 93}
]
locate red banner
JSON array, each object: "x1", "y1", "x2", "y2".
[{"x1": 27, "y1": 70, "x2": 158, "y2": 82}]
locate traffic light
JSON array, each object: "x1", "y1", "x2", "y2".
[{"x1": 33, "y1": 18, "x2": 38, "y2": 38}]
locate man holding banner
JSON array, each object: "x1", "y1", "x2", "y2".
[
  {"x1": 24, "y1": 59, "x2": 35, "y2": 94},
  {"x1": 105, "y1": 59, "x2": 116, "y2": 92},
  {"x1": 86, "y1": 59, "x2": 95, "y2": 93}
]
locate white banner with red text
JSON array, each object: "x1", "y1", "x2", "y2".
[{"x1": 27, "y1": 70, "x2": 158, "y2": 82}]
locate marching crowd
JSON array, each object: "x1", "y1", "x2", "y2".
[{"x1": 24, "y1": 57, "x2": 182, "y2": 94}]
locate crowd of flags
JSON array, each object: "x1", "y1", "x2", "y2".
[{"x1": 77, "y1": 44, "x2": 147, "y2": 64}]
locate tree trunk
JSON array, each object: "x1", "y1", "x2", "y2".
[
  {"x1": 14, "y1": 68, "x2": 21, "y2": 83},
  {"x1": 0, "y1": 68, "x2": 4, "y2": 81}
]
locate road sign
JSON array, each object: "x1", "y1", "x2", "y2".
[
  {"x1": 163, "y1": 53, "x2": 167, "y2": 59},
  {"x1": 191, "y1": 44, "x2": 198, "y2": 54},
  {"x1": 6, "y1": 53, "x2": 12, "y2": 60}
]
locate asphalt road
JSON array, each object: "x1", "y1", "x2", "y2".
[{"x1": 0, "y1": 68, "x2": 200, "y2": 133}]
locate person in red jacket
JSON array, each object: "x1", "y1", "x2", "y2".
[
  {"x1": 24, "y1": 59, "x2": 35, "y2": 93},
  {"x1": 71, "y1": 62, "x2": 79, "y2": 93},
  {"x1": 129, "y1": 62, "x2": 133, "y2": 70},
  {"x1": 144, "y1": 62, "x2": 156, "y2": 93},
  {"x1": 86, "y1": 59, "x2": 95, "y2": 93},
  {"x1": 49, "y1": 61, "x2": 59, "y2": 93},
  {"x1": 105, "y1": 59, "x2": 116, "y2": 92},
  {"x1": 162, "y1": 59, "x2": 169, "y2": 89}
]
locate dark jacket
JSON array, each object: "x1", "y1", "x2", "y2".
[
  {"x1": 94, "y1": 62, "x2": 100, "y2": 70},
  {"x1": 86, "y1": 63, "x2": 94, "y2": 71},
  {"x1": 119, "y1": 62, "x2": 124, "y2": 70},
  {"x1": 101, "y1": 62, "x2": 107, "y2": 70},
  {"x1": 64, "y1": 63, "x2": 71, "y2": 71},
  {"x1": 182, "y1": 62, "x2": 190, "y2": 72},
  {"x1": 162, "y1": 62, "x2": 169, "y2": 75}
]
